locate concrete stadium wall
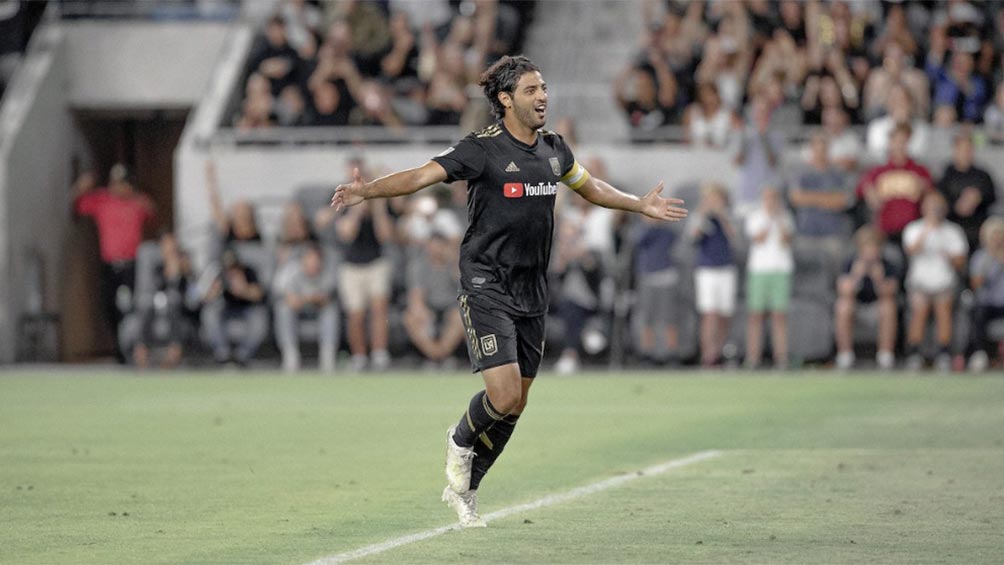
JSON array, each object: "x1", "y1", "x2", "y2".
[
  {"x1": 62, "y1": 21, "x2": 231, "y2": 109},
  {"x1": 0, "y1": 24, "x2": 75, "y2": 363}
]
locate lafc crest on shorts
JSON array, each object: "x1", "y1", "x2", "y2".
[{"x1": 480, "y1": 334, "x2": 498, "y2": 356}]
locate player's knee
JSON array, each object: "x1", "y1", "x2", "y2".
[
  {"x1": 493, "y1": 387, "x2": 521, "y2": 415},
  {"x1": 511, "y1": 395, "x2": 529, "y2": 415}
]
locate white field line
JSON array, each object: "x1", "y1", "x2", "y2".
[{"x1": 306, "y1": 449, "x2": 723, "y2": 565}]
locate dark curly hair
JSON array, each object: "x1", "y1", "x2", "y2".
[{"x1": 478, "y1": 55, "x2": 541, "y2": 119}]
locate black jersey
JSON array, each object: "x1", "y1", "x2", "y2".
[{"x1": 432, "y1": 121, "x2": 590, "y2": 316}]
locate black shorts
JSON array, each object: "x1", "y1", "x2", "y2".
[{"x1": 458, "y1": 293, "x2": 546, "y2": 378}]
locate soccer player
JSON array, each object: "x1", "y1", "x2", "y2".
[{"x1": 331, "y1": 55, "x2": 688, "y2": 527}]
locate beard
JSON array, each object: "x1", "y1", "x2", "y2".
[{"x1": 513, "y1": 100, "x2": 546, "y2": 130}]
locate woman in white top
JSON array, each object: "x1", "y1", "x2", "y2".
[
  {"x1": 902, "y1": 192, "x2": 968, "y2": 371},
  {"x1": 684, "y1": 82, "x2": 737, "y2": 148},
  {"x1": 744, "y1": 186, "x2": 795, "y2": 369}
]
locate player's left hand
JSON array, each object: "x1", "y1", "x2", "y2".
[
  {"x1": 639, "y1": 182, "x2": 688, "y2": 222},
  {"x1": 330, "y1": 167, "x2": 367, "y2": 211}
]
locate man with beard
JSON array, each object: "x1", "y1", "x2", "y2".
[{"x1": 331, "y1": 55, "x2": 688, "y2": 527}]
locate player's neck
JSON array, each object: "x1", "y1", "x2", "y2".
[{"x1": 502, "y1": 115, "x2": 538, "y2": 146}]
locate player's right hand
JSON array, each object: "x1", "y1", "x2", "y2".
[{"x1": 331, "y1": 167, "x2": 366, "y2": 211}]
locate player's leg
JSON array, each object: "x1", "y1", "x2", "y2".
[
  {"x1": 455, "y1": 362, "x2": 523, "y2": 446},
  {"x1": 469, "y1": 313, "x2": 544, "y2": 490},
  {"x1": 447, "y1": 295, "x2": 520, "y2": 494},
  {"x1": 470, "y1": 376, "x2": 531, "y2": 491}
]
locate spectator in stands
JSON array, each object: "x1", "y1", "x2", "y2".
[
  {"x1": 651, "y1": 1, "x2": 708, "y2": 90},
  {"x1": 819, "y1": 106, "x2": 863, "y2": 172},
  {"x1": 308, "y1": 77, "x2": 354, "y2": 126},
  {"x1": 749, "y1": 28, "x2": 806, "y2": 124},
  {"x1": 683, "y1": 82, "x2": 737, "y2": 148},
  {"x1": 902, "y1": 192, "x2": 969, "y2": 371},
  {"x1": 632, "y1": 215, "x2": 680, "y2": 364},
  {"x1": 690, "y1": 182, "x2": 738, "y2": 368},
  {"x1": 967, "y1": 217, "x2": 1004, "y2": 372},
  {"x1": 380, "y1": 12, "x2": 420, "y2": 85},
  {"x1": 866, "y1": 84, "x2": 930, "y2": 160},
  {"x1": 200, "y1": 248, "x2": 269, "y2": 366},
  {"x1": 204, "y1": 161, "x2": 262, "y2": 254},
  {"x1": 73, "y1": 164, "x2": 156, "y2": 362},
  {"x1": 273, "y1": 243, "x2": 338, "y2": 372},
  {"x1": 276, "y1": 202, "x2": 317, "y2": 269},
  {"x1": 319, "y1": 164, "x2": 394, "y2": 371},
  {"x1": 731, "y1": 96, "x2": 784, "y2": 215},
  {"x1": 131, "y1": 232, "x2": 196, "y2": 370},
  {"x1": 926, "y1": 48, "x2": 989, "y2": 124},
  {"x1": 247, "y1": 15, "x2": 299, "y2": 97},
  {"x1": 615, "y1": 53, "x2": 678, "y2": 131},
  {"x1": 984, "y1": 81, "x2": 1004, "y2": 140},
  {"x1": 800, "y1": 65, "x2": 858, "y2": 127},
  {"x1": 695, "y1": 3, "x2": 751, "y2": 111},
  {"x1": 236, "y1": 73, "x2": 276, "y2": 130},
  {"x1": 403, "y1": 230, "x2": 464, "y2": 368},
  {"x1": 788, "y1": 131, "x2": 853, "y2": 264},
  {"x1": 277, "y1": 0, "x2": 323, "y2": 58},
  {"x1": 744, "y1": 186, "x2": 794, "y2": 369},
  {"x1": 834, "y1": 226, "x2": 899, "y2": 371},
  {"x1": 553, "y1": 200, "x2": 606, "y2": 375},
  {"x1": 927, "y1": 104, "x2": 960, "y2": 159},
  {"x1": 328, "y1": 0, "x2": 392, "y2": 77},
  {"x1": 425, "y1": 41, "x2": 470, "y2": 126},
  {"x1": 870, "y1": 3, "x2": 919, "y2": 61},
  {"x1": 863, "y1": 42, "x2": 930, "y2": 122},
  {"x1": 857, "y1": 123, "x2": 933, "y2": 243},
  {"x1": 938, "y1": 131, "x2": 997, "y2": 253},
  {"x1": 276, "y1": 84, "x2": 308, "y2": 127}
]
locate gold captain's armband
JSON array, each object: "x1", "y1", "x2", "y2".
[{"x1": 560, "y1": 160, "x2": 591, "y2": 190}]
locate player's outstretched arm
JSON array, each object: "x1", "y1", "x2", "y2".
[
  {"x1": 330, "y1": 161, "x2": 448, "y2": 211},
  {"x1": 575, "y1": 176, "x2": 688, "y2": 222}
]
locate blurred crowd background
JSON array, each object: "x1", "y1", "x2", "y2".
[{"x1": 4, "y1": 0, "x2": 1004, "y2": 373}]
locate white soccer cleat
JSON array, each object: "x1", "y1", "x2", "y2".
[
  {"x1": 445, "y1": 426, "x2": 475, "y2": 494},
  {"x1": 442, "y1": 486, "x2": 487, "y2": 528}
]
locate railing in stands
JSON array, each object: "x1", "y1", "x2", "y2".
[{"x1": 212, "y1": 125, "x2": 467, "y2": 146}]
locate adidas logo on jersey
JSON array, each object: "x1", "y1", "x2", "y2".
[{"x1": 505, "y1": 161, "x2": 520, "y2": 173}]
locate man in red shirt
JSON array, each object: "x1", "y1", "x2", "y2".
[
  {"x1": 74, "y1": 164, "x2": 156, "y2": 360},
  {"x1": 856, "y1": 123, "x2": 933, "y2": 243}
]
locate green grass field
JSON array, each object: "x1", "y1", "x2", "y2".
[{"x1": 2, "y1": 370, "x2": 1003, "y2": 564}]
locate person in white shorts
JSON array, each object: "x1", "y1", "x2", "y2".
[
  {"x1": 902, "y1": 192, "x2": 968, "y2": 371},
  {"x1": 689, "y1": 182, "x2": 738, "y2": 367},
  {"x1": 333, "y1": 188, "x2": 395, "y2": 371}
]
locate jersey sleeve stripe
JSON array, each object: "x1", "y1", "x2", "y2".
[{"x1": 561, "y1": 161, "x2": 590, "y2": 190}]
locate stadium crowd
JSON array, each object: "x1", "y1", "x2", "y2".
[
  {"x1": 235, "y1": 0, "x2": 532, "y2": 129},
  {"x1": 70, "y1": 0, "x2": 1004, "y2": 373}
]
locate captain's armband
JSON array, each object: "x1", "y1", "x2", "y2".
[{"x1": 560, "y1": 160, "x2": 591, "y2": 190}]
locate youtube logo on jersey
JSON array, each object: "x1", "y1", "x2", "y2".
[{"x1": 503, "y1": 183, "x2": 524, "y2": 198}]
